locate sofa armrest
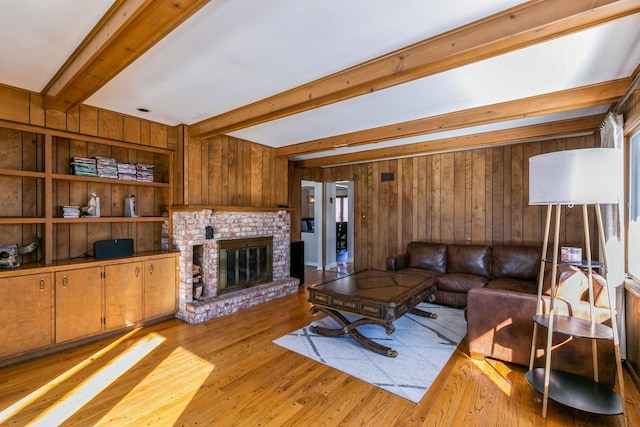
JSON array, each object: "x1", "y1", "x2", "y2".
[
  {"x1": 386, "y1": 254, "x2": 407, "y2": 271},
  {"x1": 466, "y1": 286, "x2": 615, "y2": 384}
]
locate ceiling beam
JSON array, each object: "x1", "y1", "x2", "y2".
[
  {"x1": 43, "y1": 0, "x2": 210, "y2": 112},
  {"x1": 191, "y1": 0, "x2": 639, "y2": 139},
  {"x1": 294, "y1": 115, "x2": 605, "y2": 168},
  {"x1": 277, "y1": 78, "x2": 630, "y2": 158}
]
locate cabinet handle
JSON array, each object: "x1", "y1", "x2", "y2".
[
  {"x1": 135, "y1": 266, "x2": 140, "y2": 277},
  {"x1": 40, "y1": 277, "x2": 45, "y2": 291},
  {"x1": 149, "y1": 264, "x2": 153, "y2": 275},
  {"x1": 62, "y1": 275, "x2": 67, "y2": 288}
]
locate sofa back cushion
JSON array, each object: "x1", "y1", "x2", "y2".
[
  {"x1": 491, "y1": 246, "x2": 540, "y2": 280},
  {"x1": 407, "y1": 242, "x2": 447, "y2": 273},
  {"x1": 446, "y1": 244, "x2": 491, "y2": 277}
]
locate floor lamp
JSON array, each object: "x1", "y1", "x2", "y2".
[{"x1": 527, "y1": 148, "x2": 625, "y2": 420}]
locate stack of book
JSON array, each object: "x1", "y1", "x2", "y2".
[
  {"x1": 61, "y1": 205, "x2": 80, "y2": 218},
  {"x1": 95, "y1": 156, "x2": 118, "y2": 179},
  {"x1": 136, "y1": 163, "x2": 155, "y2": 182},
  {"x1": 70, "y1": 157, "x2": 97, "y2": 177},
  {"x1": 117, "y1": 162, "x2": 137, "y2": 181}
]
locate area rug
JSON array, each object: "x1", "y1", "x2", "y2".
[{"x1": 273, "y1": 302, "x2": 466, "y2": 403}]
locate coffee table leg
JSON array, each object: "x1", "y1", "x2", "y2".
[{"x1": 310, "y1": 306, "x2": 398, "y2": 357}]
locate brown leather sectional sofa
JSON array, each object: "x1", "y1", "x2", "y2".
[{"x1": 387, "y1": 241, "x2": 615, "y2": 384}]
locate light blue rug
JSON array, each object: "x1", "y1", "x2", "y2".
[{"x1": 273, "y1": 302, "x2": 467, "y2": 403}]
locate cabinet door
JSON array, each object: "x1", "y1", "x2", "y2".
[
  {"x1": 144, "y1": 257, "x2": 176, "y2": 320},
  {"x1": 105, "y1": 262, "x2": 143, "y2": 330},
  {"x1": 55, "y1": 267, "x2": 103, "y2": 343},
  {"x1": 0, "y1": 273, "x2": 52, "y2": 359}
]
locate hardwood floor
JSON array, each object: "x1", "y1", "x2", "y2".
[{"x1": 0, "y1": 278, "x2": 638, "y2": 426}]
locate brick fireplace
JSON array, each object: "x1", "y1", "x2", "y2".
[{"x1": 164, "y1": 207, "x2": 299, "y2": 324}]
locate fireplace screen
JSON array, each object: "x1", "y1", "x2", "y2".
[{"x1": 218, "y1": 236, "x2": 273, "y2": 294}]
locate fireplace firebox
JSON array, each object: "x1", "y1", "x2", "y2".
[{"x1": 218, "y1": 236, "x2": 273, "y2": 294}]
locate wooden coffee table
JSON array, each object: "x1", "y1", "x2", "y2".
[{"x1": 307, "y1": 270, "x2": 437, "y2": 357}]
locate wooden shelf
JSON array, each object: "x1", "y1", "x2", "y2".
[
  {"x1": 0, "y1": 168, "x2": 45, "y2": 179},
  {"x1": 52, "y1": 216, "x2": 167, "y2": 224},
  {"x1": 526, "y1": 368, "x2": 622, "y2": 416},
  {"x1": 542, "y1": 258, "x2": 604, "y2": 268},
  {"x1": 0, "y1": 217, "x2": 46, "y2": 224},
  {"x1": 533, "y1": 314, "x2": 613, "y2": 340},
  {"x1": 52, "y1": 173, "x2": 169, "y2": 188}
]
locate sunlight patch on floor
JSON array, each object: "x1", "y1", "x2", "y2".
[
  {"x1": 29, "y1": 332, "x2": 166, "y2": 426},
  {"x1": 470, "y1": 356, "x2": 513, "y2": 396},
  {"x1": 94, "y1": 346, "x2": 215, "y2": 425},
  {"x1": 0, "y1": 328, "x2": 141, "y2": 424}
]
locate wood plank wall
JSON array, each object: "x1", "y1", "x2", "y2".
[
  {"x1": 178, "y1": 133, "x2": 288, "y2": 208},
  {"x1": 291, "y1": 135, "x2": 599, "y2": 271}
]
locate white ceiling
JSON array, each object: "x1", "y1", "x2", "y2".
[{"x1": 1, "y1": 1, "x2": 639, "y2": 164}]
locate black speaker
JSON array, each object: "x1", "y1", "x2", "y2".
[{"x1": 94, "y1": 238, "x2": 134, "y2": 259}]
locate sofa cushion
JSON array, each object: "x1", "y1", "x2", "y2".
[
  {"x1": 437, "y1": 273, "x2": 488, "y2": 293},
  {"x1": 407, "y1": 242, "x2": 447, "y2": 273},
  {"x1": 491, "y1": 246, "x2": 540, "y2": 280},
  {"x1": 544, "y1": 265, "x2": 589, "y2": 306},
  {"x1": 446, "y1": 244, "x2": 490, "y2": 277},
  {"x1": 396, "y1": 267, "x2": 441, "y2": 279}
]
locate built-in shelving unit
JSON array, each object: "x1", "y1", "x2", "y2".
[{"x1": 0, "y1": 122, "x2": 173, "y2": 265}]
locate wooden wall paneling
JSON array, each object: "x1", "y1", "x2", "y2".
[
  {"x1": 388, "y1": 160, "x2": 404, "y2": 260},
  {"x1": 490, "y1": 147, "x2": 504, "y2": 245},
  {"x1": 29, "y1": 93, "x2": 45, "y2": 127},
  {"x1": 200, "y1": 136, "x2": 209, "y2": 206},
  {"x1": 418, "y1": 155, "x2": 427, "y2": 242},
  {"x1": 123, "y1": 116, "x2": 141, "y2": 144},
  {"x1": 149, "y1": 122, "x2": 168, "y2": 149},
  {"x1": 66, "y1": 106, "x2": 80, "y2": 133},
  {"x1": 79, "y1": 105, "x2": 98, "y2": 136},
  {"x1": 364, "y1": 162, "x2": 374, "y2": 269},
  {"x1": 98, "y1": 110, "x2": 124, "y2": 141},
  {"x1": 453, "y1": 151, "x2": 467, "y2": 243},
  {"x1": 401, "y1": 157, "x2": 414, "y2": 250},
  {"x1": 207, "y1": 137, "x2": 223, "y2": 205},
  {"x1": 250, "y1": 142, "x2": 262, "y2": 207},
  {"x1": 167, "y1": 125, "x2": 177, "y2": 152},
  {"x1": 510, "y1": 144, "x2": 524, "y2": 245},
  {"x1": 502, "y1": 147, "x2": 513, "y2": 245},
  {"x1": 431, "y1": 154, "x2": 443, "y2": 243},
  {"x1": 484, "y1": 148, "x2": 493, "y2": 245},
  {"x1": 240, "y1": 139, "x2": 250, "y2": 206},
  {"x1": 228, "y1": 137, "x2": 239, "y2": 206},
  {"x1": 470, "y1": 150, "x2": 486, "y2": 244},
  {"x1": 261, "y1": 147, "x2": 272, "y2": 207},
  {"x1": 440, "y1": 153, "x2": 455, "y2": 243},
  {"x1": 0, "y1": 85, "x2": 29, "y2": 123},
  {"x1": 141, "y1": 121, "x2": 151, "y2": 146},
  {"x1": 220, "y1": 136, "x2": 230, "y2": 205},
  {"x1": 45, "y1": 109, "x2": 66, "y2": 131},
  {"x1": 188, "y1": 137, "x2": 202, "y2": 206}
]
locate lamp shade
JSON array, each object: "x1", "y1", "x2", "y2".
[{"x1": 529, "y1": 148, "x2": 622, "y2": 205}]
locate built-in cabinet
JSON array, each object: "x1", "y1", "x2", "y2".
[
  {"x1": 55, "y1": 267, "x2": 103, "y2": 343},
  {"x1": 0, "y1": 122, "x2": 178, "y2": 366},
  {"x1": 0, "y1": 252, "x2": 178, "y2": 365},
  {"x1": 105, "y1": 262, "x2": 144, "y2": 331},
  {"x1": 0, "y1": 273, "x2": 52, "y2": 359}
]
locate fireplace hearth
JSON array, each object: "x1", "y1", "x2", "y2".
[{"x1": 165, "y1": 208, "x2": 299, "y2": 324}]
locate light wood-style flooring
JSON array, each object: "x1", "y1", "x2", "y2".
[{"x1": 0, "y1": 268, "x2": 638, "y2": 426}]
